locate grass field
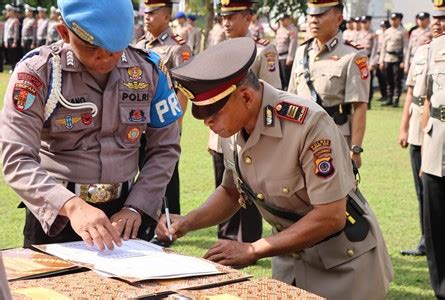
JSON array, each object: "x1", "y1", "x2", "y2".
[{"x1": 0, "y1": 67, "x2": 435, "y2": 299}]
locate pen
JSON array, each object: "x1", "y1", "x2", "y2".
[{"x1": 164, "y1": 197, "x2": 173, "y2": 241}]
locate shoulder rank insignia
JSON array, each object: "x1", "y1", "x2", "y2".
[
  {"x1": 275, "y1": 101, "x2": 308, "y2": 124},
  {"x1": 172, "y1": 34, "x2": 186, "y2": 45},
  {"x1": 254, "y1": 38, "x2": 270, "y2": 46},
  {"x1": 345, "y1": 40, "x2": 364, "y2": 50},
  {"x1": 160, "y1": 32, "x2": 169, "y2": 42}
]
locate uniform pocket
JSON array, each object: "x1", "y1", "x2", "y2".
[
  {"x1": 314, "y1": 68, "x2": 343, "y2": 95},
  {"x1": 315, "y1": 229, "x2": 377, "y2": 270},
  {"x1": 113, "y1": 103, "x2": 149, "y2": 148},
  {"x1": 264, "y1": 173, "x2": 309, "y2": 211},
  {"x1": 423, "y1": 118, "x2": 433, "y2": 136}
]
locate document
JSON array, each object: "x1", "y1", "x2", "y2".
[{"x1": 40, "y1": 240, "x2": 220, "y2": 281}]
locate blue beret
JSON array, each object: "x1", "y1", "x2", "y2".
[
  {"x1": 58, "y1": 0, "x2": 134, "y2": 52},
  {"x1": 176, "y1": 11, "x2": 186, "y2": 19},
  {"x1": 187, "y1": 14, "x2": 196, "y2": 21}
]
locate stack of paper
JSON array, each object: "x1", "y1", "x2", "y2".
[{"x1": 40, "y1": 240, "x2": 220, "y2": 281}]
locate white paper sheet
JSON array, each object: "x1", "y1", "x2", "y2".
[{"x1": 42, "y1": 240, "x2": 219, "y2": 280}]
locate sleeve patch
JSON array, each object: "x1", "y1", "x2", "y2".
[
  {"x1": 13, "y1": 83, "x2": 37, "y2": 112},
  {"x1": 181, "y1": 51, "x2": 191, "y2": 61},
  {"x1": 17, "y1": 73, "x2": 43, "y2": 89},
  {"x1": 310, "y1": 139, "x2": 335, "y2": 177},
  {"x1": 275, "y1": 101, "x2": 308, "y2": 124},
  {"x1": 355, "y1": 57, "x2": 369, "y2": 80}
]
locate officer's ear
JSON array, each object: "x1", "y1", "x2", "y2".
[
  {"x1": 56, "y1": 23, "x2": 70, "y2": 43},
  {"x1": 238, "y1": 86, "x2": 255, "y2": 110}
]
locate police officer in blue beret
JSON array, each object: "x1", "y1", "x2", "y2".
[{"x1": 0, "y1": 0, "x2": 181, "y2": 251}]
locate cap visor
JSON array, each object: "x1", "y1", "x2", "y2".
[
  {"x1": 191, "y1": 97, "x2": 230, "y2": 120},
  {"x1": 306, "y1": 6, "x2": 332, "y2": 15},
  {"x1": 432, "y1": 11, "x2": 445, "y2": 18}
]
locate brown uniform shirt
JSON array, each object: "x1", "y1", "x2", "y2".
[
  {"x1": 379, "y1": 25, "x2": 408, "y2": 64},
  {"x1": 422, "y1": 35, "x2": 445, "y2": 177},
  {"x1": 276, "y1": 24, "x2": 298, "y2": 62},
  {"x1": 405, "y1": 27, "x2": 430, "y2": 70},
  {"x1": 0, "y1": 252, "x2": 12, "y2": 300},
  {"x1": 207, "y1": 23, "x2": 226, "y2": 48},
  {"x1": 0, "y1": 42, "x2": 181, "y2": 235},
  {"x1": 136, "y1": 27, "x2": 192, "y2": 70},
  {"x1": 357, "y1": 29, "x2": 376, "y2": 57},
  {"x1": 21, "y1": 17, "x2": 37, "y2": 44},
  {"x1": 37, "y1": 18, "x2": 49, "y2": 42},
  {"x1": 343, "y1": 29, "x2": 359, "y2": 43},
  {"x1": 188, "y1": 26, "x2": 201, "y2": 55},
  {"x1": 288, "y1": 32, "x2": 370, "y2": 140},
  {"x1": 221, "y1": 82, "x2": 393, "y2": 300},
  {"x1": 406, "y1": 43, "x2": 429, "y2": 146}
]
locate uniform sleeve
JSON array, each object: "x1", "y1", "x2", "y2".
[
  {"x1": 32, "y1": 20, "x2": 37, "y2": 44},
  {"x1": 287, "y1": 47, "x2": 303, "y2": 94},
  {"x1": 258, "y1": 44, "x2": 282, "y2": 89},
  {"x1": 0, "y1": 61, "x2": 76, "y2": 235},
  {"x1": 287, "y1": 28, "x2": 298, "y2": 62},
  {"x1": 379, "y1": 33, "x2": 386, "y2": 65},
  {"x1": 370, "y1": 35, "x2": 379, "y2": 66},
  {"x1": 125, "y1": 62, "x2": 181, "y2": 221},
  {"x1": 300, "y1": 111, "x2": 355, "y2": 204},
  {"x1": 345, "y1": 50, "x2": 370, "y2": 103},
  {"x1": 404, "y1": 37, "x2": 413, "y2": 68},
  {"x1": 221, "y1": 168, "x2": 237, "y2": 189},
  {"x1": 406, "y1": 60, "x2": 416, "y2": 87},
  {"x1": 13, "y1": 20, "x2": 20, "y2": 44},
  {"x1": 173, "y1": 44, "x2": 192, "y2": 68}
]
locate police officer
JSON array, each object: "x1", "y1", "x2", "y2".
[
  {"x1": 21, "y1": 4, "x2": 37, "y2": 55},
  {"x1": 371, "y1": 20, "x2": 390, "y2": 102},
  {"x1": 342, "y1": 18, "x2": 355, "y2": 42},
  {"x1": 379, "y1": 12, "x2": 408, "y2": 107},
  {"x1": 174, "y1": 11, "x2": 189, "y2": 43},
  {"x1": 0, "y1": 13, "x2": 5, "y2": 72},
  {"x1": 187, "y1": 14, "x2": 201, "y2": 55},
  {"x1": 418, "y1": 2, "x2": 445, "y2": 298},
  {"x1": 136, "y1": 0, "x2": 193, "y2": 219},
  {"x1": 289, "y1": 0, "x2": 369, "y2": 169},
  {"x1": 36, "y1": 6, "x2": 49, "y2": 47},
  {"x1": 357, "y1": 15, "x2": 376, "y2": 108},
  {"x1": 216, "y1": 0, "x2": 281, "y2": 245},
  {"x1": 46, "y1": 6, "x2": 61, "y2": 45},
  {"x1": 3, "y1": 4, "x2": 21, "y2": 72},
  {"x1": 0, "y1": 0, "x2": 181, "y2": 250},
  {"x1": 156, "y1": 37, "x2": 393, "y2": 300},
  {"x1": 405, "y1": 12, "x2": 430, "y2": 74},
  {"x1": 0, "y1": 253, "x2": 12, "y2": 300},
  {"x1": 276, "y1": 14, "x2": 298, "y2": 90}
]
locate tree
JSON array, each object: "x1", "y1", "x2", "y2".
[{"x1": 256, "y1": 0, "x2": 306, "y2": 32}]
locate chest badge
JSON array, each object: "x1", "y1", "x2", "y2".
[
  {"x1": 129, "y1": 109, "x2": 147, "y2": 122},
  {"x1": 56, "y1": 115, "x2": 81, "y2": 130},
  {"x1": 124, "y1": 66, "x2": 150, "y2": 90}
]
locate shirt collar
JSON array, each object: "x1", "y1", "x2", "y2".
[
  {"x1": 255, "y1": 81, "x2": 283, "y2": 139},
  {"x1": 312, "y1": 31, "x2": 343, "y2": 53}
]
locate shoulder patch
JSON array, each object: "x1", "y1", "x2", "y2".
[
  {"x1": 300, "y1": 37, "x2": 315, "y2": 46},
  {"x1": 172, "y1": 34, "x2": 186, "y2": 45},
  {"x1": 344, "y1": 40, "x2": 364, "y2": 50},
  {"x1": 275, "y1": 101, "x2": 308, "y2": 124},
  {"x1": 254, "y1": 38, "x2": 270, "y2": 46}
]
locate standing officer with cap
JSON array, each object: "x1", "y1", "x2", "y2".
[
  {"x1": 357, "y1": 15, "x2": 376, "y2": 108},
  {"x1": 46, "y1": 6, "x2": 62, "y2": 45},
  {"x1": 371, "y1": 20, "x2": 390, "y2": 102},
  {"x1": 36, "y1": 6, "x2": 49, "y2": 47},
  {"x1": 276, "y1": 14, "x2": 298, "y2": 91},
  {"x1": 405, "y1": 12, "x2": 430, "y2": 74},
  {"x1": 3, "y1": 4, "x2": 21, "y2": 72},
  {"x1": 379, "y1": 12, "x2": 408, "y2": 107},
  {"x1": 157, "y1": 37, "x2": 393, "y2": 300},
  {"x1": 136, "y1": 0, "x2": 193, "y2": 218},
  {"x1": 21, "y1": 4, "x2": 37, "y2": 55},
  {"x1": 289, "y1": 0, "x2": 369, "y2": 169},
  {"x1": 418, "y1": 1, "x2": 445, "y2": 297},
  {"x1": 214, "y1": 0, "x2": 281, "y2": 245},
  {"x1": 0, "y1": 0, "x2": 181, "y2": 250}
]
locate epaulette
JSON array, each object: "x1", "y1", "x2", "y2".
[
  {"x1": 254, "y1": 38, "x2": 270, "y2": 46},
  {"x1": 274, "y1": 101, "x2": 308, "y2": 124},
  {"x1": 300, "y1": 37, "x2": 315, "y2": 46},
  {"x1": 172, "y1": 34, "x2": 186, "y2": 45},
  {"x1": 344, "y1": 40, "x2": 364, "y2": 50}
]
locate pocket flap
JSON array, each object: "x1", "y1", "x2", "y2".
[
  {"x1": 265, "y1": 173, "x2": 305, "y2": 198},
  {"x1": 119, "y1": 104, "x2": 151, "y2": 125},
  {"x1": 321, "y1": 67, "x2": 343, "y2": 78},
  {"x1": 315, "y1": 230, "x2": 377, "y2": 270}
]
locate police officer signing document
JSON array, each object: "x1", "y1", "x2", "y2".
[
  {"x1": 0, "y1": 0, "x2": 181, "y2": 251},
  {"x1": 155, "y1": 37, "x2": 393, "y2": 300}
]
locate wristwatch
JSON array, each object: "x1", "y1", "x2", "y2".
[{"x1": 351, "y1": 145, "x2": 364, "y2": 154}]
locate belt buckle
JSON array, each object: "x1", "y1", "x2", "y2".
[
  {"x1": 440, "y1": 105, "x2": 445, "y2": 122},
  {"x1": 87, "y1": 184, "x2": 119, "y2": 204}
]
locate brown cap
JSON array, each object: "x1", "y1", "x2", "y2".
[
  {"x1": 306, "y1": 0, "x2": 342, "y2": 15},
  {"x1": 171, "y1": 37, "x2": 257, "y2": 119},
  {"x1": 220, "y1": 0, "x2": 257, "y2": 16}
]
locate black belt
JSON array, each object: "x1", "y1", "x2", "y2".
[
  {"x1": 323, "y1": 103, "x2": 352, "y2": 117},
  {"x1": 431, "y1": 105, "x2": 445, "y2": 122},
  {"x1": 387, "y1": 51, "x2": 403, "y2": 56},
  {"x1": 413, "y1": 97, "x2": 424, "y2": 107},
  {"x1": 279, "y1": 51, "x2": 289, "y2": 56}
]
